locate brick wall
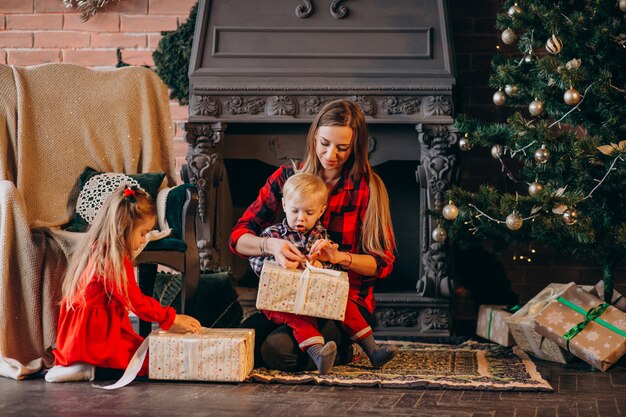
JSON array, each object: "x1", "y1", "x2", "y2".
[
  {"x1": 0, "y1": 0, "x2": 195, "y2": 180},
  {"x1": 1, "y1": 0, "x2": 623, "y2": 306}
]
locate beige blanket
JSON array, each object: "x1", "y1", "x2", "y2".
[{"x1": 0, "y1": 63, "x2": 176, "y2": 379}]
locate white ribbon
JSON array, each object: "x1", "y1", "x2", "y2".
[
  {"x1": 182, "y1": 338, "x2": 200, "y2": 380},
  {"x1": 96, "y1": 335, "x2": 150, "y2": 390},
  {"x1": 293, "y1": 262, "x2": 342, "y2": 315}
]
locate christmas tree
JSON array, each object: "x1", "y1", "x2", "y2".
[{"x1": 440, "y1": 0, "x2": 626, "y2": 302}]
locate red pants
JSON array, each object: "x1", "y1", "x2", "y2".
[{"x1": 263, "y1": 299, "x2": 373, "y2": 351}]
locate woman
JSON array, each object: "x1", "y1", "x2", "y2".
[{"x1": 230, "y1": 99, "x2": 396, "y2": 371}]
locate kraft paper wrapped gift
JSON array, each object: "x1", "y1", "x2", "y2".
[
  {"x1": 256, "y1": 261, "x2": 349, "y2": 321},
  {"x1": 594, "y1": 280, "x2": 626, "y2": 312},
  {"x1": 149, "y1": 328, "x2": 255, "y2": 382},
  {"x1": 534, "y1": 282, "x2": 626, "y2": 371},
  {"x1": 476, "y1": 305, "x2": 516, "y2": 347},
  {"x1": 505, "y1": 284, "x2": 573, "y2": 364}
]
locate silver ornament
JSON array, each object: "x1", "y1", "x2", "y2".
[
  {"x1": 442, "y1": 202, "x2": 459, "y2": 220},
  {"x1": 491, "y1": 144, "x2": 504, "y2": 159},
  {"x1": 528, "y1": 181, "x2": 544, "y2": 196},
  {"x1": 459, "y1": 136, "x2": 472, "y2": 151},
  {"x1": 563, "y1": 87, "x2": 581, "y2": 105},
  {"x1": 534, "y1": 145, "x2": 551, "y2": 164},
  {"x1": 563, "y1": 208, "x2": 578, "y2": 225},
  {"x1": 493, "y1": 90, "x2": 507, "y2": 106},
  {"x1": 501, "y1": 28, "x2": 517, "y2": 45},
  {"x1": 432, "y1": 226, "x2": 447, "y2": 242},
  {"x1": 504, "y1": 84, "x2": 520, "y2": 96},
  {"x1": 529, "y1": 99, "x2": 544, "y2": 116},
  {"x1": 523, "y1": 53, "x2": 535, "y2": 64},
  {"x1": 620, "y1": 0, "x2": 626, "y2": 12},
  {"x1": 505, "y1": 210, "x2": 523, "y2": 231},
  {"x1": 545, "y1": 34, "x2": 563, "y2": 54},
  {"x1": 507, "y1": 3, "x2": 522, "y2": 16}
]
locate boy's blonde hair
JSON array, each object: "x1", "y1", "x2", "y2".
[
  {"x1": 282, "y1": 172, "x2": 328, "y2": 208},
  {"x1": 62, "y1": 186, "x2": 156, "y2": 308}
]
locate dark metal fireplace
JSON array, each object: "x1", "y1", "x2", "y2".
[{"x1": 185, "y1": 0, "x2": 458, "y2": 338}]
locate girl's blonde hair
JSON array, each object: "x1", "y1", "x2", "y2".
[
  {"x1": 62, "y1": 186, "x2": 156, "y2": 308},
  {"x1": 282, "y1": 172, "x2": 328, "y2": 208},
  {"x1": 300, "y1": 99, "x2": 395, "y2": 259}
]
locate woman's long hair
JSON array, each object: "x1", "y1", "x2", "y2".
[
  {"x1": 300, "y1": 99, "x2": 395, "y2": 259},
  {"x1": 62, "y1": 186, "x2": 156, "y2": 308}
]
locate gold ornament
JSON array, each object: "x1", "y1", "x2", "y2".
[
  {"x1": 491, "y1": 144, "x2": 504, "y2": 159},
  {"x1": 504, "y1": 84, "x2": 520, "y2": 96},
  {"x1": 506, "y1": 210, "x2": 523, "y2": 230},
  {"x1": 523, "y1": 53, "x2": 535, "y2": 64},
  {"x1": 529, "y1": 99, "x2": 545, "y2": 116},
  {"x1": 534, "y1": 144, "x2": 551, "y2": 164},
  {"x1": 620, "y1": 0, "x2": 626, "y2": 12},
  {"x1": 507, "y1": 3, "x2": 522, "y2": 16},
  {"x1": 501, "y1": 28, "x2": 517, "y2": 45},
  {"x1": 442, "y1": 201, "x2": 459, "y2": 220},
  {"x1": 432, "y1": 226, "x2": 447, "y2": 242},
  {"x1": 545, "y1": 34, "x2": 563, "y2": 54},
  {"x1": 528, "y1": 181, "x2": 544, "y2": 196},
  {"x1": 562, "y1": 208, "x2": 578, "y2": 225},
  {"x1": 459, "y1": 135, "x2": 472, "y2": 151},
  {"x1": 563, "y1": 87, "x2": 581, "y2": 105},
  {"x1": 493, "y1": 90, "x2": 507, "y2": 106}
]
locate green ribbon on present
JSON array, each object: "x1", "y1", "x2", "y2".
[
  {"x1": 505, "y1": 304, "x2": 522, "y2": 313},
  {"x1": 487, "y1": 305, "x2": 520, "y2": 340},
  {"x1": 557, "y1": 297, "x2": 626, "y2": 352}
]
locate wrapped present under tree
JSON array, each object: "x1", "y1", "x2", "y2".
[{"x1": 476, "y1": 305, "x2": 517, "y2": 347}]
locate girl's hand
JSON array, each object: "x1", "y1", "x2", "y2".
[
  {"x1": 308, "y1": 239, "x2": 341, "y2": 264},
  {"x1": 266, "y1": 237, "x2": 306, "y2": 269},
  {"x1": 170, "y1": 314, "x2": 201, "y2": 334}
]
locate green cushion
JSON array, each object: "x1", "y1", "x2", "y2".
[
  {"x1": 165, "y1": 183, "x2": 196, "y2": 239},
  {"x1": 63, "y1": 167, "x2": 165, "y2": 232},
  {"x1": 144, "y1": 237, "x2": 187, "y2": 252}
]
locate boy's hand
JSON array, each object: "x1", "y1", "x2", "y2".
[
  {"x1": 170, "y1": 314, "x2": 201, "y2": 333},
  {"x1": 267, "y1": 237, "x2": 306, "y2": 269},
  {"x1": 308, "y1": 239, "x2": 340, "y2": 264}
]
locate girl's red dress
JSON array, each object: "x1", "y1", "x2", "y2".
[{"x1": 52, "y1": 256, "x2": 175, "y2": 376}]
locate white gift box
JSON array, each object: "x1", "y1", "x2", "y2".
[
  {"x1": 256, "y1": 261, "x2": 349, "y2": 321},
  {"x1": 149, "y1": 328, "x2": 255, "y2": 382}
]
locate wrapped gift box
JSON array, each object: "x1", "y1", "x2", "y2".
[
  {"x1": 476, "y1": 305, "x2": 516, "y2": 347},
  {"x1": 594, "y1": 281, "x2": 626, "y2": 312},
  {"x1": 256, "y1": 261, "x2": 349, "y2": 320},
  {"x1": 534, "y1": 282, "x2": 626, "y2": 371},
  {"x1": 149, "y1": 328, "x2": 254, "y2": 382},
  {"x1": 505, "y1": 284, "x2": 573, "y2": 363}
]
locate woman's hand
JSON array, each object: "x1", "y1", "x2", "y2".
[
  {"x1": 266, "y1": 237, "x2": 306, "y2": 269},
  {"x1": 308, "y1": 239, "x2": 341, "y2": 264},
  {"x1": 169, "y1": 314, "x2": 201, "y2": 334}
]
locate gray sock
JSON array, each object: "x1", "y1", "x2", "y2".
[
  {"x1": 306, "y1": 341, "x2": 337, "y2": 374},
  {"x1": 359, "y1": 335, "x2": 399, "y2": 369}
]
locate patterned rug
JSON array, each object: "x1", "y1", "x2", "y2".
[{"x1": 249, "y1": 341, "x2": 553, "y2": 391}]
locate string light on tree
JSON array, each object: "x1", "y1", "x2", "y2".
[
  {"x1": 562, "y1": 208, "x2": 578, "y2": 225},
  {"x1": 529, "y1": 98, "x2": 545, "y2": 116},
  {"x1": 545, "y1": 34, "x2": 563, "y2": 54},
  {"x1": 432, "y1": 225, "x2": 447, "y2": 242},
  {"x1": 493, "y1": 89, "x2": 507, "y2": 106},
  {"x1": 501, "y1": 28, "x2": 517, "y2": 44},
  {"x1": 442, "y1": 201, "x2": 459, "y2": 220},
  {"x1": 459, "y1": 133, "x2": 472, "y2": 151},
  {"x1": 563, "y1": 86, "x2": 581, "y2": 105}
]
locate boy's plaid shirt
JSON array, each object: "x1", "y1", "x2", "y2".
[
  {"x1": 248, "y1": 219, "x2": 336, "y2": 277},
  {"x1": 231, "y1": 164, "x2": 395, "y2": 313}
]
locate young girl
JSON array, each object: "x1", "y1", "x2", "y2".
[
  {"x1": 45, "y1": 186, "x2": 200, "y2": 382},
  {"x1": 231, "y1": 99, "x2": 398, "y2": 372}
]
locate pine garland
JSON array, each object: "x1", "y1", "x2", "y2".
[{"x1": 63, "y1": 0, "x2": 121, "y2": 21}]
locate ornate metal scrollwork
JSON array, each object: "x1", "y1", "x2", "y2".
[
  {"x1": 347, "y1": 95, "x2": 376, "y2": 116},
  {"x1": 422, "y1": 95, "x2": 453, "y2": 117},
  {"x1": 184, "y1": 122, "x2": 227, "y2": 271},
  {"x1": 224, "y1": 96, "x2": 267, "y2": 115},
  {"x1": 417, "y1": 124, "x2": 458, "y2": 209},
  {"x1": 302, "y1": 96, "x2": 323, "y2": 115},
  {"x1": 330, "y1": 0, "x2": 349, "y2": 19},
  {"x1": 295, "y1": 0, "x2": 314, "y2": 18},
  {"x1": 374, "y1": 308, "x2": 420, "y2": 328},
  {"x1": 380, "y1": 96, "x2": 423, "y2": 115},
  {"x1": 266, "y1": 95, "x2": 298, "y2": 116},
  {"x1": 190, "y1": 95, "x2": 220, "y2": 116},
  {"x1": 419, "y1": 308, "x2": 449, "y2": 330}
]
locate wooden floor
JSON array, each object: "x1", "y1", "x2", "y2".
[{"x1": 2, "y1": 359, "x2": 625, "y2": 417}]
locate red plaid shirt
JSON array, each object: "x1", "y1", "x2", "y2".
[{"x1": 230, "y1": 164, "x2": 395, "y2": 313}]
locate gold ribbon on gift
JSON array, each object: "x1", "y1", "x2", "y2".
[
  {"x1": 293, "y1": 261, "x2": 342, "y2": 315},
  {"x1": 558, "y1": 297, "x2": 626, "y2": 352}
]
